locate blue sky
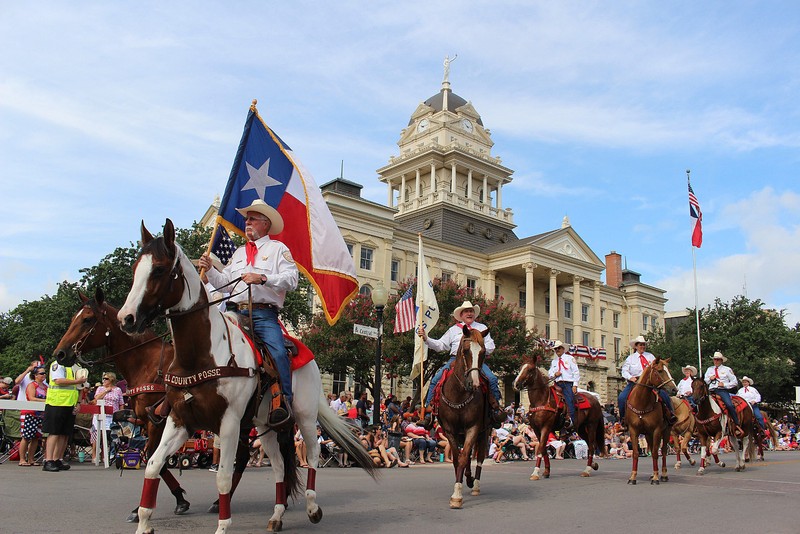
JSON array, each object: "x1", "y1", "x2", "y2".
[{"x1": 2, "y1": 2, "x2": 800, "y2": 326}]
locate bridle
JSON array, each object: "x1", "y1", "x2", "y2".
[{"x1": 440, "y1": 331, "x2": 485, "y2": 408}]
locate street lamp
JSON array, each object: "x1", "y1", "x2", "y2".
[{"x1": 371, "y1": 281, "x2": 388, "y2": 427}]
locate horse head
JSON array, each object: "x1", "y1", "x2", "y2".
[
  {"x1": 640, "y1": 357, "x2": 677, "y2": 394},
  {"x1": 691, "y1": 376, "x2": 709, "y2": 401},
  {"x1": 119, "y1": 219, "x2": 194, "y2": 334},
  {"x1": 456, "y1": 325, "x2": 487, "y2": 393},
  {"x1": 513, "y1": 354, "x2": 541, "y2": 392},
  {"x1": 53, "y1": 287, "x2": 113, "y2": 366}
]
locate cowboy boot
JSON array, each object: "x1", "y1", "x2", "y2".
[{"x1": 487, "y1": 395, "x2": 504, "y2": 428}]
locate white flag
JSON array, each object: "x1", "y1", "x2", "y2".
[{"x1": 411, "y1": 235, "x2": 439, "y2": 380}]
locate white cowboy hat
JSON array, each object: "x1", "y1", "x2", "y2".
[
  {"x1": 712, "y1": 351, "x2": 727, "y2": 362},
  {"x1": 551, "y1": 340, "x2": 568, "y2": 351},
  {"x1": 629, "y1": 335, "x2": 647, "y2": 348},
  {"x1": 741, "y1": 376, "x2": 754, "y2": 385},
  {"x1": 235, "y1": 199, "x2": 284, "y2": 235},
  {"x1": 682, "y1": 365, "x2": 698, "y2": 376},
  {"x1": 453, "y1": 300, "x2": 481, "y2": 321}
]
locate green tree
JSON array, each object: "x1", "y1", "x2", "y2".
[{"x1": 648, "y1": 295, "x2": 800, "y2": 402}]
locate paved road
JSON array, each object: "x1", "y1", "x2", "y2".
[{"x1": 2, "y1": 452, "x2": 799, "y2": 533}]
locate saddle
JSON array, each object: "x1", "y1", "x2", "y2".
[
  {"x1": 550, "y1": 385, "x2": 592, "y2": 411},
  {"x1": 710, "y1": 393, "x2": 748, "y2": 417}
]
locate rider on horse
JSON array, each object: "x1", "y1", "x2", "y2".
[
  {"x1": 704, "y1": 351, "x2": 744, "y2": 438},
  {"x1": 200, "y1": 199, "x2": 298, "y2": 426},
  {"x1": 676, "y1": 365, "x2": 698, "y2": 411},
  {"x1": 617, "y1": 336, "x2": 677, "y2": 429},
  {"x1": 547, "y1": 340, "x2": 580, "y2": 431},
  {"x1": 736, "y1": 376, "x2": 765, "y2": 431},
  {"x1": 418, "y1": 300, "x2": 504, "y2": 426}
]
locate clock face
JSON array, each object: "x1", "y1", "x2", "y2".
[
  {"x1": 461, "y1": 119, "x2": 474, "y2": 133},
  {"x1": 417, "y1": 118, "x2": 430, "y2": 133}
]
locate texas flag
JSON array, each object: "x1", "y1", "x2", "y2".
[{"x1": 214, "y1": 101, "x2": 358, "y2": 324}]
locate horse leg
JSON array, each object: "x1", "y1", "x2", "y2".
[
  {"x1": 711, "y1": 435, "x2": 725, "y2": 468},
  {"x1": 698, "y1": 439, "x2": 707, "y2": 475},
  {"x1": 581, "y1": 422, "x2": 599, "y2": 477},
  {"x1": 263, "y1": 433, "x2": 287, "y2": 531},
  {"x1": 673, "y1": 431, "x2": 682, "y2": 469},
  {"x1": 648, "y1": 434, "x2": 660, "y2": 485},
  {"x1": 683, "y1": 432, "x2": 696, "y2": 466},
  {"x1": 471, "y1": 431, "x2": 486, "y2": 496},
  {"x1": 137, "y1": 422, "x2": 188, "y2": 534},
  {"x1": 162, "y1": 465, "x2": 191, "y2": 515},
  {"x1": 451, "y1": 432, "x2": 475, "y2": 508},
  {"x1": 530, "y1": 431, "x2": 546, "y2": 480},
  {"x1": 297, "y1": 409, "x2": 323, "y2": 524},
  {"x1": 627, "y1": 431, "x2": 638, "y2": 485},
  {"x1": 212, "y1": 415, "x2": 243, "y2": 534},
  {"x1": 660, "y1": 435, "x2": 669, "y2": 482}
]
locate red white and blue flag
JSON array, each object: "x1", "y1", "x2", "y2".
[
  {"x1": 213, "y1": 101, "x2": 358, "y2": 324},
  {"x1": 393, "y1": 285, "x2": 416, "y2": 334},
  {"x1": 688, "y1": 179, "x2": 703, "y2": 248}
]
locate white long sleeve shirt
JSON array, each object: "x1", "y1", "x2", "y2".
[
  {"x1": 205, "y1": 235, "x2": 298, "y2": 308},
  {"x1": 620, "y1": 351, "x2": 655, "y2": 381},
  {"x1": 548, "y1": 354, "x2": 580, "y2": 383},
  {"x1": 704, "y1": 364, "x2": 737, "y2": 390},
  {"x1": 736, "y1": 385, "x2": 761, "y2": 404},
  {"x1": 424, "y1": 321, "x2": 495, "y2": 356},
  {"x1": 677, "y1": 377, "x2": 694, "y2": 397}
]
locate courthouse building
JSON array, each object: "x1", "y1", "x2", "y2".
[{"x1": 202, "y1": 75, "x2": 668, "y2": 405}]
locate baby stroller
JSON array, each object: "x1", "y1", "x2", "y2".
[{"x1": 112, "y1": 410, "x2": 146, "y2": 470}]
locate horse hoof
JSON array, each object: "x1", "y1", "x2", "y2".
[
  {"x1": 591, "y1": 462, "x2": 599, "y2": 471},
  {"x1": 449, "y1": 498, "x2": 463, "y2": 509},
  {"x1": 674, "y1": 463, "x2": 681, "y2": 470},
  {"x1": 530, "y1": 474, "x2": 540, "y2": 480},
  {"x1": 207, "y1": 502, "x2": 219, "y2": 514},
  {"x1": 174, "y1": 502, "x2": 190, "y2": 515},
  {"x1": 471, "y1": 489, "x2": 480, "y2": 496},
  {"x1": 580, "y1": 471, "x2": 590, "y2": 477},
  {"x1": 627, "y1": 479, "x2": 636, "y2": 485},
  {"x1": 689, "y1": 459, "x2": 696, "y2": 466},
  {"x1": 466, "y1": 478, "x2": 475, "y2": 489},
  {"x1": 719, "y1": 462, "x2": 726, "y2": 468},
  {"x1": 660, "y1": 476, "x2": 668, "y2": 482},
  {"x1": 651, "y1": 479, "x2": 659, "y2": 485},
  {"x1": 735, "y1": 466, "x2": 742, "y2": 472},
  {"x1": 126, "y1": 512, "x2": 139, "y2": 523},
  {"x1": 267, "y1": 519, "x2": 283, "y2": 532},
  {"x1": 308, "y1": 507, "x2": 323, "y2": 524},
  {"x1": 544, "y1": 473, "x2": 550, "y2": 479}
]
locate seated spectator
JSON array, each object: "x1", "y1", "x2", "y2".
[
  {"x1": 295, "y1": 426, "x2": 308, "y2": 468},
  {"x1": 375, "y1": 426, "x2": 409, "y2": 468},
  {"x1": 570, "y1": 432, "x2": 588, "y2": 459},
  {"x1": 517, "y1": 422, "x2": 539, "y2": 456},
  {"x1": 505, "y1": 423, "x2": 531, "y2": 460},
  {"x1": 0, "y1": 376, "x2": 13, "y2": 399},
  {"x1": 248, "y1": 427, "x2": 268, "y2": 467},
  {"x1": 91, "y1": 372, "x2": 124, "y2": 462},
  {"x1": 404, "y1": 416, "x2": 436, "y2": 463},
  {"x1": 547, "y1": 432, "x2": 566, "y2": 459},
  {"x1": 432, "y1": 421, "x2": 452, "y2": 462}
]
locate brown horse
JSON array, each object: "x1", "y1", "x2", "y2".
[
  {"x1": 670, "y1": 397, "x2": 697, "y2": 469},
  {"x1": 436, "y1": 325, "x2": 490, "y2": 509},
  {"x1": 53, "y1": 287, "x2": 190, "y2": 522},
  {"x1": 691, "y1": 378, "x2": 755, "y2": 474},
  {"x1": 624, "y1": 356, "x2": 677, "y2": 485},
  {"x1": 513, "y1": 354, "x2": 605, "y2": 480}
]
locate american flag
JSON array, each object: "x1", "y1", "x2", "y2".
[
  {"x1": 394, "y1": 285, "x2": 416, "y2": 334},
  {"x1": 210, "y1": 224, "x2": 235, "y2": 266},
  {"x1": 688, "y1": 178, "x2": 703, "y2": 248}
]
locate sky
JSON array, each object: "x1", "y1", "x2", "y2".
[{"x1": 2, "y1": 1, "x2": 800, "y2": 327}]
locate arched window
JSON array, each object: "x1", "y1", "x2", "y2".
[
  {"x1": 587, "y1": 381, "x2": 596, "y2": 392},
  {"x1": 359, "y1": 285, "x2": 372, "y2": 297}
]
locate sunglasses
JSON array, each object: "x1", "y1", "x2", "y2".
[
  {"x1": 36, "y1": 372, "x2": 46, "y2": 376},
  {"x1": 102, "y1": 377, "x2": 111, "y2": 380}
]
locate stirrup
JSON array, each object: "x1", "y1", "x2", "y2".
[
  {"x1": 145, "y1": 405, "x2": 165, "y2": 425},
  {"x1": 268, "y1": 399, "x2": 294, "y2": 431}
]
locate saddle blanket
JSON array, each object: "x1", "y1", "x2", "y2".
[
  {"x1": 432, "y1": 368, "x2": 488, "y2": 407},
  {"x1": 711, "y1": 394, "x2": 748, "y2": 416},
  {"x1": 550, "y1": 386, "x2": 592, "y2": 410}
]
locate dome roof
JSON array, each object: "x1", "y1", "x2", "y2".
[{"x1": 408, "y1": 88, "x2": 484, "y2": 126}]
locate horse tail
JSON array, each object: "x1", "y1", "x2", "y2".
[
  {"x1": 595, "y1": 414, "x2": 606, "y2": 458},
  {"x1": 276, "y1": 427, "x2": 302, "y2": 500},
  {"x1": 316, "y1": 397, "x2": 380, "y2": 480}
]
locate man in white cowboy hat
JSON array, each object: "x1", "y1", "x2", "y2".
[
  {"x1": 704, "y1": 351, "x2": 743, "y2": 437},
  {"x1": 736, "y1": 376, "x2": 765, "y2": 431},
  {"x1": 617, "y1": 335, "x2": 677, "y2": 428},
  {"x1": 200, "y1": 199, "x2": 298, "y2": 425},
  {"x1": 418, "y1": 300, "x2": 504, "y2": 424},
  {"x1": 676, "y1": 364, "x2": 698, "y2": 410},
  {"x1": 547, "y1": 340, "x2": 580, "y2": 431}
]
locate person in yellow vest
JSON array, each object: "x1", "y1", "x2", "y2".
[{"x1": 42, "y1": 357, "x2": 87, "y2": 472}]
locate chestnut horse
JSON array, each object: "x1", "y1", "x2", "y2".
[
  {"x1": 118, "y1": 220, "x2": 376, "y2": 534},
  {"x1": 691, "y1": 377, "x2": 755, "y2": 474},
  {"x1": 670, "y1": 397, "x2": 697, "y2": 469},
  {"x1": 624, "y1": 356, "x2": 677, "y2": 485},
  {"x1": 513, "y1": 354, "x2": 605, "y2": 480},
  {"x1": 53, "y1": 287, "x2": 190, "y2": 522},
  {"x1": 436, "y1": 325, "x2": 490, "y2": 509}
]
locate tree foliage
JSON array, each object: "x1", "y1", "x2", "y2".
[{"x1": 648, "y1": 295, "x2": 800, "y2": 402}]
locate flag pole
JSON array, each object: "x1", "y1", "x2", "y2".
[
  {"x1": 199, "y1": 218, "x2": 221, "y2": 280},
  {"x1": 688, "y1": 169, "x2": 702, "y2": 372},
  {"x1": 417, "y1": 233, "x2": 426, "y2": 418}
]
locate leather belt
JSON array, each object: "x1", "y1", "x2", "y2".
[{"x1": 228, "y1": 302, "x2": 280, "y2": 313}]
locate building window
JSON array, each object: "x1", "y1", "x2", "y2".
[
  {"x1": 495, "y1": 285, "x2": 500, "y2": 300},
  {"x1": 464, "y1": 183, "x2": 469, "y2": 198},
  {"x1": 613, "y1": 312, "x2": 620, "y2": 329},
  {"x1": 582, "y1": 332, "x2": 590, "y2": 346},
  {"x1": 564, "y1": 300, "x2": 572, "y2": 319},
  {"x1": 442, "y1": 271, "x2": 452, "y2": 283},
  {"x1": 642, "y1": 315, "x2": 648, "y2": 332},
  {"x1": 545, "y1": 296, "x2": 550, "y2": 314},
  {"x1": 332, "y1": 371, "x2": 347, "y2": 395},
  {"x1": 359, "y1": 285, "x2": 372, "y2": 297},
  {"x1": 581, "y1": 304, "x2": 589, "y2": 322},
  {"x1": 601, "y1": 335, "x2": 606, "y2": 348},
  {"x1": 466, "y1": 278, "x2": 477, "y2": 293},
  {"x1": 346, "y1": 243, "x2": 353, "y2": 257},
  {"x1": 587, "y1": 381, "x2": 596, "y2": 392},
  {"x1": 565, "y1": 328, "x2": 573, "y2": 344},
  {"x1": 390, "y1": 260, "x2": 399, "y2": 282},
  {"x1": 545, "y1": 324, "x2": 551, "y2": 338},
  {"x1": 519, "y1": 291, "x2": 526, "y2": 309},
  {"x1": 614, "y1": 337, "x2": 621, "y2": 360},
  {"x1": 360, "y1": 247, "x2": 373, "y2": 270},
  {"x1": 600, "y1": 308, "x2": 606, "y2": 325}
]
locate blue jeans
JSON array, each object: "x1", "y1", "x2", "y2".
[
  {"x1": 557, "y1": 381, "x2": 578, "y2": 424},
  {"x1": 425, "y1": 356, "x2": 501, "y2": 406},
  {"x1": 751, "y1": 404, "x2": 765, "y2": 430},
  {"x1": 618, "y1": 381, "x2": 674, "y2": 420},
  {"x1": 245, "y1": 308, "x2": 292, "y2": 402},
  {"x1": 712, "y1": 389, "x2": 739, "y2": 426}
]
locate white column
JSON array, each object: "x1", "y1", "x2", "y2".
[
  {"x1": 415, "y1": 169, "x2": 421, "y2": 198},
  {"x1": 573, "y1": 276, "x2": 583, "y2": 343},
  {"x1": 497, "y1": 181, "x2": 503, "y2": 209},
  {"x1": 387, "y1": 181, "x2": 393, "y2": 207},
  {"x1": 482, "y1": 174, "x2": 488, "y2": 203},
  {"x1": 467, "y1": 169, "x2": 473, "y2": 200},
  {"x1": 593, "y1": 280, "x2": 602, "y2": 347},
  {"x1": 430, "y1": 163, "x2": 436, "y2": 192},
  {"x1": 549, "y1": 269, "x2": 560, "y2": 338},
  {"x1": 451, "y1": 163, "x2": 456, "y2": 193},
  {"x1": 400, "y1": 174, "x2": 406, "y2": 204},
  {"x1": 524, "y1": 262, "x2": 537, "y2": 331}
]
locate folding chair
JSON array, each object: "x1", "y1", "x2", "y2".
[
  {"x1": 319, "y1": 443, "x2": 344, "y2": 468},
  {"x1": 0, "y1": 409, "x2": 22, "y2": 465},
  {"x1": 68, "y1": 412, "x2": 93, "y2": 462}
]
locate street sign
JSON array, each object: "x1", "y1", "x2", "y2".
[{"x1": 353, "y1": 324, "x2": 378, "y2": 339}]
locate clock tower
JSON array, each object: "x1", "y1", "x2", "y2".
[{"x1": 377, "y1": 63, "x2": 516, "y2": 251}]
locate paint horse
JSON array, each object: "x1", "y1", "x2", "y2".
[
  {"x1": 53, "y1": 287, "x2": 190, "y2": 522},
  {"x1": 513, "y1": 353, "x2": 605, "y2": 480},
  {"x1": 118, "y1": 219, "x2": 377, "y2": 534},
  {"x1": 670, "y1": 396, "x2": 697, "y2": 469},
  {"x1": 436, "y1": 325, "x2": 491, "y2": 509},
  {"x1": 691, "y1": 377, "x2": 755, "y2": 475},
  {"x1": 624, "y1": 356, "x2": 677, "y2": 485}
]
